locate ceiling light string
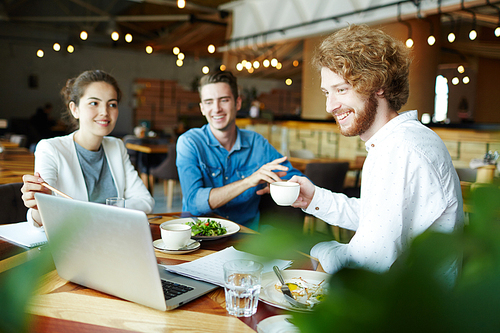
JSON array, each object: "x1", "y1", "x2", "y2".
[{"x1": 397, "y1": 2, "x2": 414, "y2": 48}]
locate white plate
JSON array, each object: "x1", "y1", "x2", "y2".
[
  {"x1": 257, "y1": 315, "x2": 299, "y2": 333},
  {"x1": 161, "y1": 217, "x2": 240, "y2": 240},
  {"x1": 259, "y1": 269, "x2": 329, "y2": 312},
  {"x1": 153, "y1": 239, "x2": 200, "y2": 254}
]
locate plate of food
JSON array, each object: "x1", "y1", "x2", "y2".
[
  {"x1": 259, "y1": 270, "x2": 329, "y2": 312},
  {"x1": 161, "y1": 217, "x2": 240, "y2": 240}
]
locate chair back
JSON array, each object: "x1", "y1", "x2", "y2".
[
  {"x1": 0, "y1": 183, "x2": 28, "y2": 224},
  {"x1": 305, "y1": 162, "x2": 350, "y2": 193},
  {"x1": 150, "y1": 143, "x2": 178, "y2": 180},
  {"x1": 289, "y1": 149, "x2": 315, "y2": 159},
  {"x1": 455, "y1": 168, "x2": 477, "y2": 183}
]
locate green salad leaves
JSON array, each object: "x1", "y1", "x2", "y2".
[{"x1": 187, "y1": 219, "x2": 227, "y2": 237}]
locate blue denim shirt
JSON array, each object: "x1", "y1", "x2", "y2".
[{"x1": 176, "y1": 125, "x2": 302, "y2": 228}]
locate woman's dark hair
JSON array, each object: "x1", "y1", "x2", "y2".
[{"x1": 60, "y1": 70, "x2": 122, "y2": 130}]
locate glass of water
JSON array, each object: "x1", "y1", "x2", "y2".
[
  {"x1": 105, "y1": 197, "x2": 125, "y2": 208},
  {"x1": 223, "y1": 259, "x2": 263, "y2": 317}
]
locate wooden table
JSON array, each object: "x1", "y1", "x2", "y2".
[
  {"x1": 0, "y1": 146, "x2": 34, "y2": 184},
  {"x1": 125, "y1": 142, "x2": 169, "y2": 191},
  {"x1": 0, "y1": 212, "x2": 317, "y2": 332}
]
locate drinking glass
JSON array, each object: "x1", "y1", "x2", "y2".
[
  {"x1": 223, "y1": 259, "x2": 263, "y2": 317},
  {"x1": 106, "y1": 197, "x2": 125, "y2": 208}
]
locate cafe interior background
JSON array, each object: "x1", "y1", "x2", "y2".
[
  {"x1": 1, "y1": 1, "x2": 500, "y2": 331},
  {"x1": 0, "y1": 0, "x2": 499, "y2": 180}
]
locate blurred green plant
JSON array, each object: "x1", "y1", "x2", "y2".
[
  {"x1": 0, "y1": 248, "x2": 53, "y2": 332},
  {"x1": 244, "y1": 185, "x2": 500, "y2": 333},
  {"x1": 0, "y1": 214, "x2": 74, "y2": 333}
]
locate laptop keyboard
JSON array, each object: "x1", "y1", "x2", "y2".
[{"x1": 161, "y1": 280, "x2": 194, "y2": 300}]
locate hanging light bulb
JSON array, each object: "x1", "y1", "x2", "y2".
[
  {"x1": 36, "y1": 49, "x2": 44, "y2": 58},
  {"x1": 463, "y1": 76, "x2": 470, "y2": 84},
  {"x1": 207, "y1": 44, "x2": 215, "y2": 53},
  {"x1": 53, "y1": 43, "x2": 61, "y2": 51},
  {"x1": 263, "y1": 59, "x2": 270, "y2": 68},
  {"x1": 220, "y1": 64, "x2": 226, "y2": 71},
  {"x1": 469, "y1": 29, "x2": 477, "y2": 40},
  {"x1": 285, "y1": 78, "x2": 292, "y2": 86},
  {"x1": 177, "y1": 0, "x2": 186, "y2": 9},
  {"x1": 405, "y1": 37, "x2": 414, "y2": 48},
  {"x1": 202, "y1": 66, "x2": 209, "y2": 74},
  {"x1": 178, "y1": 52, "x2": 185, "y2": 60},
  {"x1": 253, "y1": 60, "x2": 260, "y2": 69},
  {"x1": 397, "y1": 4, "x2": 413, "y2": 49},
  {"x1": 236, "y1": 63, "x2": 243, "y2": 71},
  {"x1": 145, "y1": 45, "x2": 153, "y2": 54},
  {"x1": 425, "y1": 18, "x2": 435, "y2": 46},
  {"x1": 173, "y1": 47, "x2": 180, "y2": 55},
  {"x1": 125, "y1": 33, "x2": 133, "y2": 43},
  {"x1": 495, "y1": 27, "x2": 500, "y2": 37},
  {"x1": 427, "y1": 35, "x2": 436, "y2": 46},
  {"x1": 176, "y1": 59, "x2": 183, "y2": 67},
  {"x1": 457, "y1": 65, "x2": 465, "y2": 74},
  {"x1": 469, "y1": 12, "x2": 477, "y2": 41},
  {"x1": 448, "y1": 32, "x2": 456, "y2": 43},
  {"x1": 442, "y1": 13, "x2": 456, "y2": 43},
  {"x1": 67, "y1": 45, "x2": 74, "y2": 53},
  {"x1": 270, "y1": 58, "x2": 278, "y2": 67},
  {"x1": 80, "y1": 30, "x2": 88, "y2": 40},
  {"x1": 111, "y1": 31, "x2": 119, "y2": 41},
  {"x1": 245, "y1": 62, "x2": 252, "y2": 70}
]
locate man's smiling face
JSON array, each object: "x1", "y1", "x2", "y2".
[
  {"x1": 199, "y1": 82, "x2": 241, "y2": 133},
  {"x1": 320, "y1": 67, "x2": 378, "y2": 139}
]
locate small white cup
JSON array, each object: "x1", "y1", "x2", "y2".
[
  {"x1": 106, "y1": 197, "x2": 125, "y2": 208},
  {"x1": 160, "y1": 223, "x2": 192, "y2": 250},
  {"x1": 270, "y1": 181, "x2": 300, "y2": 206}
]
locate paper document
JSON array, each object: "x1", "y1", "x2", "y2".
[
  {"x1": 0, "y1": 221, "x2": 47, "y2": 248},
  {"x1": 162, "y1": 246, "x2": 292, "y2": 287}
]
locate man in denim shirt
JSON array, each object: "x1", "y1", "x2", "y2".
[{"x1": 176, "y1": 71, "x2": 302, "y2": 230}]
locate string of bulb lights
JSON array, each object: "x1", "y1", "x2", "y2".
[
  {"x1": 33, "y1": 0, "x2": 499, "y2": 87},
  {"x1": 34, "y1": 0, "x2": 192, "y2": 59}
]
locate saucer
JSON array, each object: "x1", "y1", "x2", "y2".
[
  {"x1": 153, "y1": 239, "x2": 201, "y2": 254},
  {"x1": 257, "y1": 315, "x2": 299, "y2": 333}
]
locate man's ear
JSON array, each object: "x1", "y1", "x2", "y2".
[
  {"x1": 69, "y1": 101, "x2": 79, "y2": 119},
  {"x1": 199, "y1": 102, "x2": 206, "y2": 116},
  {"x1": 375, "y1": 89, "x2": 384, "y2": 97},
  {"x1": 235, "y1": 96, "x2": 242, "y2": 111}
]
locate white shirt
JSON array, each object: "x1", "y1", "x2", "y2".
[{"x1": 306, "y1": 111, "x2": 463, "y2": 274}]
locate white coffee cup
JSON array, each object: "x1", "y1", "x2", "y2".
[
  {"x1": 270, "y1": 181, "x2": 300, "y2": 206},
  {"x1": 160, "y1": 223, "x2": 192, "y2": 250}
]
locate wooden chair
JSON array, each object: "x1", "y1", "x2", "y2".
[
  {"x1": 0, "y1": 183, "x2": 28, "y2": 224},
  {"x1": 150, "y1": 143, "x2": 179, "y2": 210},
  {"x1": 303, "y1": 162, "x2": 349, "y2": 236}
]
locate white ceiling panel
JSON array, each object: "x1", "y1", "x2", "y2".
[{"x1": 220, "y1": 0, "x2": 487, "y2": 51}]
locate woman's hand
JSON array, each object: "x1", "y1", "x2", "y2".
[
  {"x1": 21, "y1": 172, "x2": 51, "y2": 226},
  {"x1": 288, "y1": 175, "x2": 316, "y2": 209}
]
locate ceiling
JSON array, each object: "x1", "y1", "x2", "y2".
[
  {"x1": 0, "y1": 0, "x2": 232, "y2": 56},
  {"x1": 1, "y1": 0, "x2": 500, "y2": 81}
]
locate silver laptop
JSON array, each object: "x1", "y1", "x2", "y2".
[{"x1": 35, "y1": 193, "x2": 218, "y2": 311}]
